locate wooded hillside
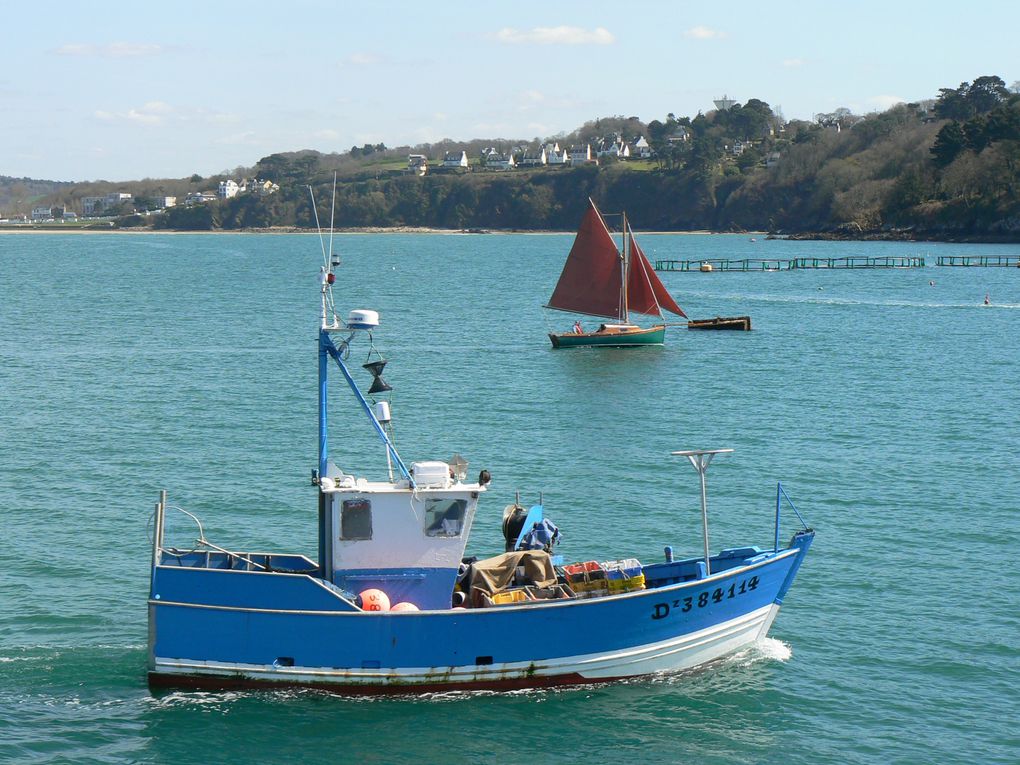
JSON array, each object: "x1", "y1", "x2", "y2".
[{"x1": 11, "y1": 75, "x2": 1020, "y2": 240}]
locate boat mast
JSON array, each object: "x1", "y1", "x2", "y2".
[
  {"x1": 318, "y1": 275, "x2": 334, "y2": 479},
  {"x1": 621, "y1": 211, "x2": 629, "y2": 323},
  {"x1": 311, "y1": 181, "x2": 413, "y2": 486}
]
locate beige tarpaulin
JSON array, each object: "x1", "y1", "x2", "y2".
[{"x1": 468, "y1": 550, "x2": 557, "y2": 606}]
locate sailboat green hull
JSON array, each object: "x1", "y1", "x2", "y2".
[{"x1": 549, "y1": 325, "x2": 666, "y2": 348}]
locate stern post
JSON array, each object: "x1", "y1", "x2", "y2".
[{"x1": 150, "y1": 489, "x2": 166, "y2": 589}]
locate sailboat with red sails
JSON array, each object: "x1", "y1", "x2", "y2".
[{"x1": 547, "y1": 199, "x2": 686, "y2": 348}]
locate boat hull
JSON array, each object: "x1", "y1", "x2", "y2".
[
  {"x1": 549, "y1": 324, "x2": 666, "y2": 348},
  {"x1": 147, "y1": 534, "x2": 812, "y2": 695}
]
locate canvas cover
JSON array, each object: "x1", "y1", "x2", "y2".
[{"x1": 468, "y1": 550, "x2": 557, "y2": 606}]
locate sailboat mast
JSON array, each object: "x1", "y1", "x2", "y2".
[{"x1": 621, "y1": 212, "x2": 629, "y2": 322}]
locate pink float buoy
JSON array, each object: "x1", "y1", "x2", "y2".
[
  {"x1": 358, "y1": 588, "x2": 390, "y2": 612},
  {"x1": 391, "y1": 602, "x2": 419, "y2": 612}
]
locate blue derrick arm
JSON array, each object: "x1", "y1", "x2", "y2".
[{"x1": 319, "y1": 330, "x2": 413, "y2": 485}]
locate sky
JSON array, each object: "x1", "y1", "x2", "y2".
[{"x1": 3, "y1": 0, "x2": 1018, "y2": 182}]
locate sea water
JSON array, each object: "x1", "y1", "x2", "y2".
[{"x1": 0, "y1": 232, "x2": 1017, "y2": 764}]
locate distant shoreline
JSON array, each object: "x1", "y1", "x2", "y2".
[
  {"x1": 0, "y1": 225, "x2": 729, "y2": 236},
  {"x1": 0, "y1": 225, "x2": 1016, "y2": 243}
]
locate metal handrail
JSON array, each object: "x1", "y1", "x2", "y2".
[
  {"x1": 774, "y1": 481, "x2": 809, "y2": 552},
  {"x1": 151, "y1": 495, "x2": 267, "y2": 571}
]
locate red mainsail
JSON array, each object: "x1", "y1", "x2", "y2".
[{"x1": 546, "y1": 202, "x2": 624, "y2": 320}]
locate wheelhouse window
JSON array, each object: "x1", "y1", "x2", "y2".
[
  {"x1": 340, "y1": 499, "x2": 373, "y2": 540},
  {"x1": 424, "y1": 498, "x2": 467, "y2": 537}
]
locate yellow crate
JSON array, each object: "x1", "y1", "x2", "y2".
[
  {"x1": 607, "y1": 572, "x2": 645, "y2": 593},
  {"x1": 490, "y1": 588, "x2": 531, "y2": 605},
  {"x1": 571, "y1": 580, "x2": 609, "y2": 596}
]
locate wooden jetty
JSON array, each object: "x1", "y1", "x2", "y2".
[
  {"x1": 936, "y1": 255, "x2": 1020, "y2": 267},
  {"x1": 654, "y1": 256, "x2": 926, "y2": 272}
]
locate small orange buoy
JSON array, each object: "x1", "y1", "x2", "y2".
[
  {"x1": 358, "y1": 588, "x2": 391, "y2": 611},
  {"x1": 391, "y1": 602, "x2": 419, "y2": 612}
]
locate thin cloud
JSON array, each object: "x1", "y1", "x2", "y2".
[
  {"x1": 93, "y1": 101, "x2": 236, "y2": 127},
  {"x1": 56, "y1": 42, "x2": 167, "y2": 58},
  {"x1": 215, "y1": 131, "x2": 260, "y2": 146},
  {"x1": 95, "y1": 101, "x2": 174, "y2": 125},
  {"x1": 783, "y1": 58, "x2": 805, "y2": 68},
  {"x1": 684, "y1": 26, "x2": 726, "y2": 40},
  {"x1": 870, "y1": 95, "x2": 906, "y2": 110},
  {"x1": 517, "y1": 90, "x2": 546, "y2": 111},
  {"x1": 495, "y1": 26, "x2": 615, "y2": 45},
  {"x1": 342, "y1": 52, "x2": 382, "y2": 66}
]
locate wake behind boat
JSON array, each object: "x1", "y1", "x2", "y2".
[
  {"x1": 145, "y1": 232, "x2": 814, "y2": 695},
  {"x1": 547, "y1": 199, "x2": 686, "y2": 348}
]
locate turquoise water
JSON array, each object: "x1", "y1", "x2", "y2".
[{"x1": 1, "y1": 232, "x2": 1018, "y2": 764}]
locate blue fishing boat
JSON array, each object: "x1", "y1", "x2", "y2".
[{"x1": 146, "y1": 240, "x2": 814, "y2": 695}]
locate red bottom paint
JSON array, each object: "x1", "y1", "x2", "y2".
[{"x1": 148, "y1": 670, "x2": 619, "y2": 696}]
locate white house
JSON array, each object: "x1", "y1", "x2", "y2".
[
  {"x1": 597, "y1": 139, "x2": 630, "y2": 159},
  {"x1": 519, "y1": 148, "x2": 547, "y2": 167},
  {"x1": 31, "y1": 206, "x2": 53, "y2": 221},
  {"x1": 443, "y1": 150, "x2": 469, "y2": 168},
  {"x1": 408, "y1": 154, "x2": 428, "y2": 176},
  {"x1": 218, "y1": 180, "x2": 240, "y2": 199},
  {"x1": 632, "y1": 136, "x2": 652, "y2": 159},
  {"x1": 544, "y1": 143, "x2": 568, "y2": 165},
  {"x1": 186, "y1": 191, "x2": 218, "y2": 205},
  {"x1": 160, "y1": 196, "x2": 177, "y2": 209},
  {"x1": 487, "y1": 153, "x2": 516, "y2": 170},
  {"x1": 569, "y1": 144, "x2": 595, "y2": 165},
  {"x1": 667, "y1": 127, "x2": 690, "y2": 143},
  {"x1": 727, "y1": 140, "x2": 749, "y2": 157},
  {"x1": 104, "y1": 192, "x2": 133, "y2": 207},
  {"x1": 241, "y1": 179, "x2": 279, "y2": 196}
]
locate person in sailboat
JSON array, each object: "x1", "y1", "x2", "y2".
[{"x1": 573, "y1": 320, "x2": 584, "y2": 334}]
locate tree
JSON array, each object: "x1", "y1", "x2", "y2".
[
  {"x1": 966, "y1": 75, "x2": 1009, "y2": 114},
  {"x1": 985, "y1": 103, "x2": 1020, "y2": 142},
  {"x1": 931, "y1": 122, "x2": 967, "y2": 167},
  {"x1": 935, "y1": 76, "x2": 1010, "y2": 121},
  {"x1": 934, "y1": 84, "x2": 974, "y2": 121},
  {"x1": 963, "y1": 115, "x2": 990, "y2": 152}
]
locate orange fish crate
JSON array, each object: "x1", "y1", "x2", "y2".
[{"x1": 562, "y1": 561, "x2": 608, "y2": 596}]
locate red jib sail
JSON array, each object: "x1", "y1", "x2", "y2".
[
  {"x1": 627, "y1": 234, "x2": 687, "y2": 318},
  {"x1": 547, "y1": 202, "x2": 624, "y2": 320}
]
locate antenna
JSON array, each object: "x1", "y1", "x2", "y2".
[
  {"x1": 308, "y1": 185, "x2": 329, "y2": 271},
  {"x1": 327, "y1": 172, "x2": 338, "y2": 270}
]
